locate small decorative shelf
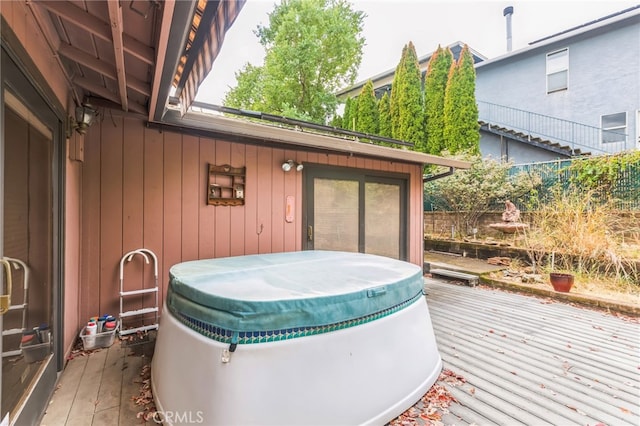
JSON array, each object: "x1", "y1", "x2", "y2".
[{"x1": 207, "y1": 164, "x2": 245, "y2": 206}]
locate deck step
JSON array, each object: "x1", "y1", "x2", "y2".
[{"x1": 429, "y1": 268, "x2": 479, "y2": 287}]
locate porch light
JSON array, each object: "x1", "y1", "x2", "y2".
[
  {"x1": 73, "y1": 104, "x2": 98, "y2": 135},
  {"x1": 282, "y1": 160, "x2": 303, "y2": 172}
]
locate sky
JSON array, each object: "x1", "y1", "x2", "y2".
[{"x1": 195, "y1": 0, "x2": 638, "y2": 105}]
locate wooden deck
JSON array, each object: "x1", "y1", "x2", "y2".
[
  {"x1": 39, "y1": 341, "x2": 151, "y2": 426},
  {"x1": 427, "y1": 279, "x2": 640, "y2": 425},
  {"x1": 39, "y1": 279, "x2": 639, "y2": 425}
]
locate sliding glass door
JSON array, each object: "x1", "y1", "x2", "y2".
[
  {"x1": 1, "y1": 47, "x2": 60, "y2": 426},
  {"x1": 304, "y1": 165, "x2": 407, "y2": 260}
]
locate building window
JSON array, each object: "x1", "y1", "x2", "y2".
[
  {"x1": 601, "y1": 112, "x2": 627, "y2": 144},
  {"x1": 546, "y1": 48, "x2": 568, "y2": 93}
]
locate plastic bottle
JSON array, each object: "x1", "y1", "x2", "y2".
[{"x1": 85, "y1": 321, "x2": 97, "y2": 348}]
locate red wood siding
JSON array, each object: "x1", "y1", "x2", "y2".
[{"x1": 79, "y1": 116, "x2": 424, "y2": 323}]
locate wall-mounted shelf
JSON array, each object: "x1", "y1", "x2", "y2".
[{"x1": 208, "y1": 164, "x2": 245, "y2": 206}]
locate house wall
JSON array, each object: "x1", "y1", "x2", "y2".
[
  {"x1": 476, "y1": 15, "x2": 639, "y2": 154},
  {"x1": 64, "y1": 135, "x2": 82, "y2": 357},
  {"x1": 80, "y1": 115, "x2": 425, "y2": 324},
  {"x1": 479, "y1": 132, "x2": 567, "y2": 164}
]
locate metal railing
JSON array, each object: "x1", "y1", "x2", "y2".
[{"x1": 478, "y1": 101, "x2": 629, "y2": 155}]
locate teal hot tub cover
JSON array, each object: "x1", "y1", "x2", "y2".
[{"x1": 166, "y1": 251, "x2": 425, "y2": 344}]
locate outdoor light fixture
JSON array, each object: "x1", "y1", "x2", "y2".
[
  {"x1": 68, "y1": 103, "x2": 98, "y2": 136},
  {"x1": 282, "y1": 160, "x2": 303, "y2": 172}
]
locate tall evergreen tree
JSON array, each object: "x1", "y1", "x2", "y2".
[
  {"x1": 342, "y1": 97, "x2": 355, "y2": 130},
  {"x1": 390, "y1": 42, "x2": 425, "y2": 150},
  {"x1": 355, "y1": 80, "x2": 379, "y2": 135},
  {"x1": 378, "y1": 91, "x2": 392, "y2": 138},
  {"x1": 390, "y1": 45, "x2": 406, "y2": 138},
  {"x1": 443, "y1": 45, "x2": 480, "y2": 154},
  {"x1": 424, "y1": 46, "x2": 453, "y2": 155}
]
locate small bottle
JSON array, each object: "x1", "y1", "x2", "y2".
[{"x1": 85, "y1": 321, "x2": 97, "y2": 348}]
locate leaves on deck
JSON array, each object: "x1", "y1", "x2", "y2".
[
  {"x1": 133, "y1": 362, "x2": 158, "y2": 422},
  {"x1": 389, "y1": 369, "x2": 466, "y2": 426}
]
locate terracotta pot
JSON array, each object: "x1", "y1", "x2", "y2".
[{"x1": 549, "y1": 272, "x2": 574, "y2": 292}]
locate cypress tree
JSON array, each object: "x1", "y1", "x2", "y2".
[
  {"x1": 390, "y1": 45, "x2": 406, "y2": 138},
  {"x1": 444, "y1": 45, "x2": 480, "y2": 154},
  {"x1": 390, "y1": 42, "x2": 425, "y2": 150},
  {"x1": 355, "y1": 80, "x2": 379, "y2": 135},
  {"x1": 342, "y1": 97, "x2": 355, "y2": 130},
  {"x1": 378, "y1": 91, "x2": 392, "y2": 139},
  {"x1": 424, "y1": 45, "x2": 453, "y2": 155}
]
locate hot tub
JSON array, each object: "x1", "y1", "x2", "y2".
[{"x1": 152, "y1": 251, "x2": 442, "y2": 425}]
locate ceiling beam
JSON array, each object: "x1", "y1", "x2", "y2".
[
  {"x1": 107, "y1": 0, "x2": 128, "y2": 111},
  {"x1": 36, "y1": 0, "x2": 154, "y2": 65},
  {"x1": 58, "y1": 44, "x2": 150, "y2": 96},
  {"x1": 148, "y1": 0, "x2": 176, "y2": 121},
  {"x1": 73, "y1": 77, "x2": 146, "y2": 115},
  {"x1": 27, "y1": 2, "x2": 82, "y2": 105}
]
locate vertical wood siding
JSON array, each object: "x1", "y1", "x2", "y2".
[{"x1": 80, "y1": 117, "x2": 424, "y2": 322}]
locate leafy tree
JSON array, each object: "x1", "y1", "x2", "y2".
[
  {"x1": 355, "y1": 80, "x2": 379, "y2": 135},
  {"x1": 425, "y1": 155, "x2": 541, "y2": 237},
  {"x1": 378, "y1": 91, "x2": 392, "y2": 138},
  {"x1": 224, "y1": 63, "x2": 266, "y2": 111},
  {"x1": 424, "y1": 46, "x2": 453, "y2": 155},
  {"x1": 390, "y1": 42, "x2": 425, "y2": 150},
  {"x1": 443, "y1": 45, "x2": 480, "y2": 154},
  {"x1": 224, "y1": 0, "x2": 365, "y2": 123},
  {"x1": 342, "y1": 97, "x2": 355, "y2": 130}
]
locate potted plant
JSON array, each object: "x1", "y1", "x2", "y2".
[{"x1": 549, "y1": 272, "x2": 574, "y2": 292}]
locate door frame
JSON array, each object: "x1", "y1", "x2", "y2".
[
  {"x1": 1, "y1": 35, "x2": 65, "y2": 425},
  {"x1": 302, "y1": 164, "x2": 409, "y2": 260}
]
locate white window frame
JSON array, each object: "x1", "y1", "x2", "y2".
[
  {"x1": 601, "y1": 112, "x2": 627, "y2": 144},
  {"x1": 546, "y1": 48, "x2": 569, "y2": 94}
]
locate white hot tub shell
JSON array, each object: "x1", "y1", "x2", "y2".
[{"x1": 152, "y1": 251, "x2": 442, "y2": 425}]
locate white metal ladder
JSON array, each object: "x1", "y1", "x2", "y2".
[
  {"x1": 119, "y1": 249, "x2": 159, "y2": 337},
  {"x1": 1, "y1": 257, "x2": 29, "y2": 358}
]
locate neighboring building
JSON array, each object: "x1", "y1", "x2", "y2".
[
  {"x1": 338, "y1": 6, "x2": 640, "y2": 164},
  {"x1": 477, "y1": 5, "x2": 640, "y2": 163},
  {"x1": 0, "y1": 1, "x2": 469, "y2": 424}
]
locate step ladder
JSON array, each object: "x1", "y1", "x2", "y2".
[
  {"x1": 1, "y1": 257, "x2": 29, "y2": 358},
  {"x1": 119, "y1": 249, "x2": 159, "y2": 337}
]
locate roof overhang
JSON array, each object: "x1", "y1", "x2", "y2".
[{"x1": 158, "y1": 107, "x2": 471, "y2": 169}]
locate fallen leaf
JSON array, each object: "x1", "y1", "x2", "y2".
[{"x1": 620, "y1": 407, "x2": 631, "y2": 414}]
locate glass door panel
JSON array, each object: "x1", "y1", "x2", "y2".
[
  {"x1": 313, "y1": 178, "x2": 359, "y2": 251},
  {"x1": 365, "y1": 182, "x2": 400, "y2": 259},
  {"x1": 2, "y1": 92, "x2": 54, "y2": 422}
]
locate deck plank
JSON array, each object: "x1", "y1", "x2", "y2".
[
  {"x1": 119, "y1": 347, "x2": 145, "y2": 424},
  {"x1": 95, "y1": 344, "x2": 125, "y2": 413},
  {"x1": 425, "y1": 279, "x2": 640, "y2": 426},
  {"x1": 66, "y1": 349, "x2": 108, "y2": 419},
  {"x1": 40, "y1": 356, "x2": 88, "y2": 426}
]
